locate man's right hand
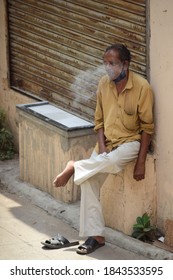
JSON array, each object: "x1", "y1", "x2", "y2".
[
  {"x1": 97, "y1": 127, "x2": 107, "y2": 154},
  {"x1": 99, "y1": 145, "x2": 107, "y2": 154}
]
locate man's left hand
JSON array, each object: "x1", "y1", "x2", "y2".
[{"x1": 133, "y1": 161, "x2": 145, "y2": 181}]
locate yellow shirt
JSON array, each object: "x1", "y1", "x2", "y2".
[{"x1": 94, "y1": 71, "x2": 154, "y2": 152}]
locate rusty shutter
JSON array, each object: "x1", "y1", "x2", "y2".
[{"x1": 8, "y1": 0, "x2": 147, "y2": 121}]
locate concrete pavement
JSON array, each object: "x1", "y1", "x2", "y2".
[
  {"x1": 0, "y1": 157, "x2": 173, "y2": 260},
  {"x1": 0, "y1": 186, "x2": 148, "y2": 260}
]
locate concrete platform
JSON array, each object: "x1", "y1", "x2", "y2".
[{"x1": 0, "y1": 157, "x2": 173, "y2": 260}]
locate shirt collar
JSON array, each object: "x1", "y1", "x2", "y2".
[
  {"x1": 108, "y1": 70, "x2": 133, "y2": 91},
  {"x1": 118, "y1": 70, "x2": 133, "y2": 94},
  {"x1": 125, "y1": 71, "x2": 133, "y2": 90}
]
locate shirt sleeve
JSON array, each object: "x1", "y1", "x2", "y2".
[
  {"x1": 94, "y1": 81, "x2": 104, "y2": 132},
  {"x1": 138, "y1": 84, "x2": 154, "y2": 135}
]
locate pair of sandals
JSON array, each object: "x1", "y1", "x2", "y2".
[{"x1": 41, "y1": 234, "x2": 105, "y2": 255}]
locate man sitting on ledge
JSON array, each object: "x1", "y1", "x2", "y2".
[{"x1": 53, "y1": 43, "x2": 154, "y2": 255}]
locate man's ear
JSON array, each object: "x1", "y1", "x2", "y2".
[{"x1": 123, "y1": 61, "x2": 129, "y2": 70}]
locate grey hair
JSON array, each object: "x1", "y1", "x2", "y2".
[{"x1": 105, "y1": 43, "x2": 131, "y2": 63}]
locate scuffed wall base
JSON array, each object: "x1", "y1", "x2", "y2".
[{"x1": 101, "y1": 155, "x2": 156, "y2": 235}]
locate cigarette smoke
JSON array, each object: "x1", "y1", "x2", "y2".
[{"x1": 71, "y1": 65, "x2": 106, "y2": 103}]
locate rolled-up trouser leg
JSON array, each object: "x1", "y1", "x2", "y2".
[
  {"x1": 74, "y1": 141, "x2": 140, "y2": 186},
  {"x1": 79, "y1": 174, "x2": 107, "y2": 237}
]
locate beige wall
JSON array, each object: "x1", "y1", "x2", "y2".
[
  {"x1": 0, "y1": 0, "x2": 36, "y2": 149},
  {"x1": 150, "y1": 0, "x2": 173, "y2": 232}
]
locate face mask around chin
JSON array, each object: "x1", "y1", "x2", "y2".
[
  {"x1": 106, "y1": 68, "x2": 116, "y2": 80},
  {"x1": 106, "y1": 65, "x2": 126, "y2": 82}
]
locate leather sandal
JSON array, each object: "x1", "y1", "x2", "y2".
[
  {"x1": 76, "y1": 236, "x2": 105, "y2": 255},
  {"x1": 41, "y1": 233, "x2": 79, "y2": 249}
]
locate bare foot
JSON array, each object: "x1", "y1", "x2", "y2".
[
  {"x1": 76, "y1": 236, "x2": 105, "y2": 254},
  {"x1": 53, "y1": 160, "x2": 75, "y2": 187}
]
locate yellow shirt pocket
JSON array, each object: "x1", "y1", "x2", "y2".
[
  {"x1": 122, "y1": 111, "x2": 138, "y2": 131},
  {"x1": 122, "y1": 93, "x2": 138, "y2": 131}
]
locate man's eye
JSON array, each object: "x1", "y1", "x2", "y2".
[
  {"x1": 103, "y1": 61, "x2": 119, "y2": 67},
  {"x1": 110, "y1": 62, "x2": 119, "y2": 66}
]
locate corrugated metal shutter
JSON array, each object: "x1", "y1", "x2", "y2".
[{"x1": 8, "y1": 0, "x2": 147, "y2": 121}]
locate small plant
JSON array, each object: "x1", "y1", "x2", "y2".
[
  {"x1": 0, "y1": 108, "x2": 15, "y2": 160},
  {"x1": 0, "y1": 109, "x2": 6, "y2": 129},
  {"x1": 132, "y1": 213, "x2": 156, "y2": 242}
]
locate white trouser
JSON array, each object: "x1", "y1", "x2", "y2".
[{"x1": 74, "y1": 141, "x2": 140, "y2": 237}]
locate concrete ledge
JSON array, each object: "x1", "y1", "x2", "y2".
[
  {"x1": 0, "y1": 158, "x2": 173, "y2": 260},
  {"x1": 17, "y1": 106, "x2": 96, "y2": 203},
  {"x1": 101, "y1": 153, "x2": 156, "y2": 235}
]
